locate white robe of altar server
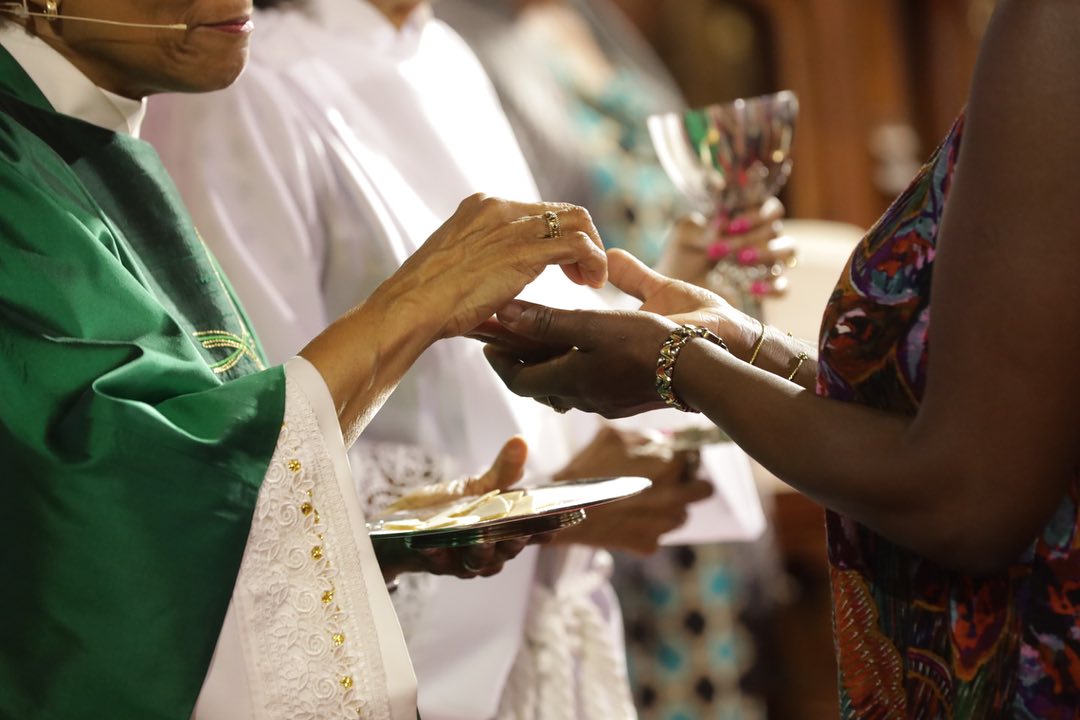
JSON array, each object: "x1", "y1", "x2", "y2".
[
  {"x1": 1, "y1": 27, "x2": 417, "y2": 720},
  {"x1": 146, "y1": 2, "x2": 636, "y2": 718}
]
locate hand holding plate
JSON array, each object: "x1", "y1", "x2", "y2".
[{"x1": 372, "y1": 437, "x2": 534, "y2": 580}]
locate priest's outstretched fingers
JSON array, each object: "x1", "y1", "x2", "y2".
[
  {"x1": 531, "y1": 204, "x2": 607, "y2": 288},
  {"x1": 489, "y1": 198, "x2": 607, "y2": 288}
]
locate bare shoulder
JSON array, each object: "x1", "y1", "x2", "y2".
[
  {"x1": 958, "y1": 0, "x2": 1080, "y2": 203},
  {"x1": 975, "y1": 0, "x2": 1080, "y2": 102},
  {"x1": 988, "y1": 0, "x2": 1080, "y2": 42}
]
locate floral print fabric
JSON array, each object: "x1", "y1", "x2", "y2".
[{"x1": 817, "y1": 114, "x2": 1080, "y2": 719}]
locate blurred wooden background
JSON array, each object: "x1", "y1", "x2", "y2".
[{"x1": 615, "y1": 0, "x2": 992, "y2": 226}]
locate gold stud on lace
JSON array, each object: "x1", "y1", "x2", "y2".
[
  {"x1": 311, "y1": 545, "x2": 323, "y2": 560},
  {"x1": 340, "y1": 676, "x2": 353, "y2": 689},
  {"x1": 288, "y1": 459, "x2": 301, "y2": 472},
  {"x1": 332, "y1": 632, "x2": 345, "y2": 647},
  {"x1": 300, "y1": 502, "x2": 313, "y2": 516},
  {"x1": 322, "y1": 589, "x2": 335, "y2": 605}
]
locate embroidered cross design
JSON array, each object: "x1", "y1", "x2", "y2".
[
  {"x1": 191, "y1": 228, "x2": 266, "y2": 375},
  {"x1": 193, "y1": 329, "x2": 265, "y2": 374}
]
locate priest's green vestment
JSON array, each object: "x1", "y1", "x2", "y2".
[{"x1": 0, "y1": 46, "x2": 286, "y2": 719}]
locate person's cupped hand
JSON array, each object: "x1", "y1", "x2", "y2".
[
  {"x1": 550, "y1": 426, "x2": 714, "y2": 554},
  {"x1": 371, "y1": 436, "x2": 543, "y2": 581}
]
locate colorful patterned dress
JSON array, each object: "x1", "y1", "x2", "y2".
[{"x1": 817, "y1": 114, "x2": 1080, "y2": 718}]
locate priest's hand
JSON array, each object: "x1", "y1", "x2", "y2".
[
  {"x1": 302, "y1": 194, "x2": 606, "y2": 446},
  {"x1": 396, "y1": 193, "x2": 608, "y2": 339},
  {"x1": 372, "y1": 436, "x2": 536, "y2": 581},
  {"x1": 550, "y1": 427, "x2": 714, "y2": 554}
]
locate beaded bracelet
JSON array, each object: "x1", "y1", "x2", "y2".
[{"x1": 656, "y1": 324, "x2": 728, "y2": 413}]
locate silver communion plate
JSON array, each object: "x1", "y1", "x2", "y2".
[{"x1": 366, "y1": 476, "x2": 652, "y2": 549}]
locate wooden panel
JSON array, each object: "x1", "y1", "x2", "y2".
[
  {"x1": 751, "y1": 0, "x2": 915, "y2": 227},
  {"x1": 908, "y1": 0, "x2": 989, "y2": 140},
  {"x1": 633, "y1": 0, "x2": 985, "y2": 226}
]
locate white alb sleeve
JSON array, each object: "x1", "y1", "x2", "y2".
[{"x1": 195, "y1": 357, "x2": 416, "y2": 720}]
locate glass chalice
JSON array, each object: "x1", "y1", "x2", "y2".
[{"x1": 648, "y1": 91, "x2": 799, "y2": 315}]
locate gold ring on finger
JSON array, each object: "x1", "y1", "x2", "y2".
[{"x1": 543, "y1": 211, "x2": 561, "y2": 239}]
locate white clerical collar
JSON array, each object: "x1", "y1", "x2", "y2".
[
  {"x1": 0, "y1": 26, "x2": 146, "y2": 137},
  {"x1": 307, "y1": 0, "x2": 432, "y2": 50}
]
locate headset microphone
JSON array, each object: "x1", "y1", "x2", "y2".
[{"x1": 0, "y1": 1, "x2": 188, "y2": 30}]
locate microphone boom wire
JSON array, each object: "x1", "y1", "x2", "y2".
[{"x1": 0, "y1": 3, "x2": 187, "y2": 30}]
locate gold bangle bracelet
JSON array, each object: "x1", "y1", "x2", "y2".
[
  {"x1": 656, "y1": 324, "x2": 728, "y2": 413},
  {"x1": 748, "y1": 318, "x2": 767, "y2": 366},
  {"x1": 787, "y1": 351, "x2": 809, "y2": 381}
]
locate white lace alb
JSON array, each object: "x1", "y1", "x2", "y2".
[{"x1": 231, "y1": 374, "x2": 395, "y2": 720}]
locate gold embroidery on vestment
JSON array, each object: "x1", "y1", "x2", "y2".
[{"x1": 191, "y1": 230, "x2": 266, "y2": 374}]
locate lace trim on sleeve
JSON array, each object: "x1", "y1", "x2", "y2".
[
  {"x1": 350, "y1": 441, "x2": 460, "y2": 516},
  {"x1": 348, "y1": 442, "x2": 460, "y2": 641},
  {"x1": 233, "y1": 374, "x2": 394, "y2": 720}
]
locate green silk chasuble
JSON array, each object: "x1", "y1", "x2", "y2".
[{"x1": 0, "y1": 48, "x2": 286, "y2": 719}]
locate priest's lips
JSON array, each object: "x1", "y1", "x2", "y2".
[{"x1": 199, "y1": 16, "x2": 254, "y2": 34}]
